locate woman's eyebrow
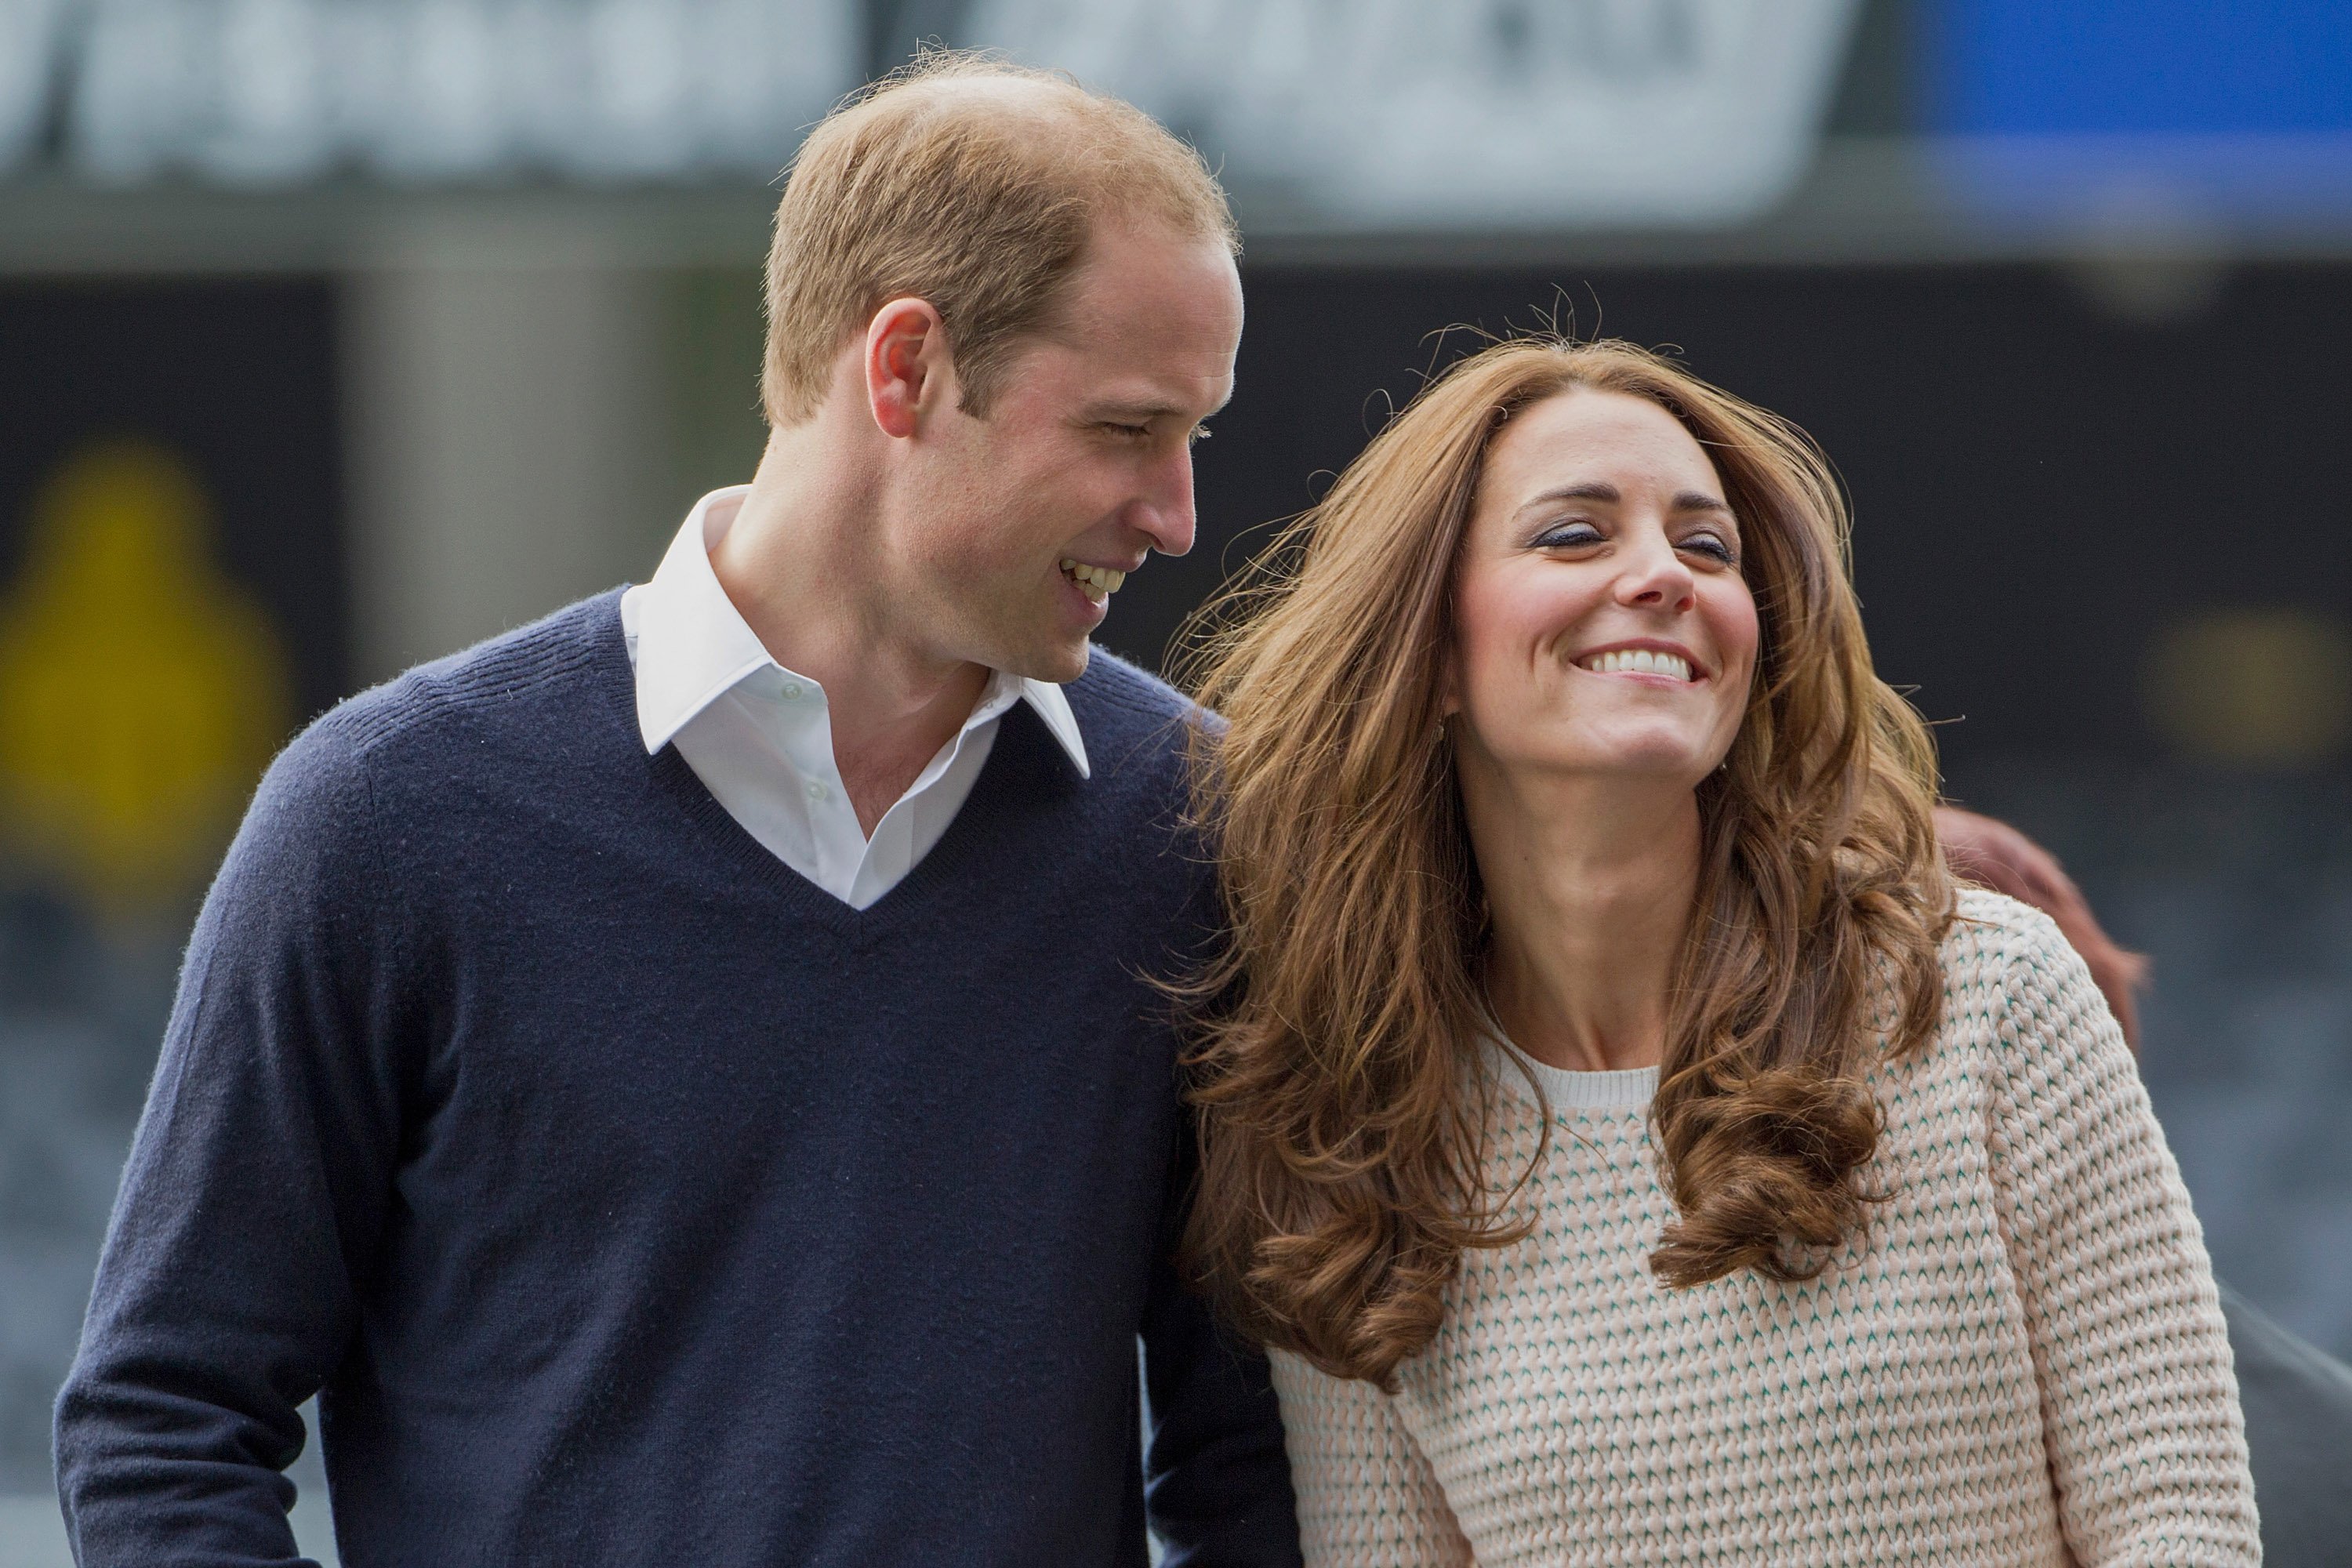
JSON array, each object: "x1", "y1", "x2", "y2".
[
  {"x1": 1513, "y1": 483, "x2": 1733, "y2": 517},
  {"x1": 1515, "y1": 481, "x2": 1620, "y2": 516}
]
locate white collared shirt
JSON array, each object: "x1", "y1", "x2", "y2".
[{"x1": 619, "y1": 486, "x2": 1089, "y2": 910}]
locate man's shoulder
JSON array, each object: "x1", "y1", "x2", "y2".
[
  {"x1": 1064, "y1": 645, "x2": 1203, "y2": 763},
  {"x1": 230, "y1": 591, "x2": 633, "y2": 899},
  {"x1": 319, "y1": 590, "x2": 628, "y2": 767}
]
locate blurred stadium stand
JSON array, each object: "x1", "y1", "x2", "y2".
[{"x1": 2, "y1": 2, "x2": 2349, "y2": 1561}]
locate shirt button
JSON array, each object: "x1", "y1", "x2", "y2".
[
  {"x1": 805, "y1": 779, "x2": 828, "y2": 803},
  {"x1": 780, "y1": 681, "x2": 805, "y2": 701}
]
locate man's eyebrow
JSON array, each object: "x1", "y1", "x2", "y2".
[
  {"x1": 1083, "y1": 393, "x2": 1232, "y2": 423},
  {"x1": 1083, "y1": 400, "x2": 1185, "y2": 420}
]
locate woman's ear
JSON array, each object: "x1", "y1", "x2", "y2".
[{"x1": 1437, "y1": 645, "x2": 1463, "y2": 723}]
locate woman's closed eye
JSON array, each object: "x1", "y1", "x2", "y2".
[
  {"x1": 1679, "y1": 531, "x2": 1739, "y2": 567},
  {"x1": 1530, "y1": 520, "x2": 1739, "y2": 566},
  {"x1": 1532, "y1": 521, "x2": 1604, "y2": 550}
]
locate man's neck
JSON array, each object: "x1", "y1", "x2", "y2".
[{"x1": 709, "y1": 423, "x2": 993, "y2": 837}]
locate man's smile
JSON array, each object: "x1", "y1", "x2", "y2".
[{"x1": 1059, "y1": 558, "x2": 1129, "y2": 604}]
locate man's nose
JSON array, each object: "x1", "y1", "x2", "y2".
[{"x1": 1134, "y1": 445, "x2": 1198, "y2": 558}]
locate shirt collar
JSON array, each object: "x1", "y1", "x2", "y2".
[{"x1": 629, "y1": 486, "x2": 1090, "y2": 779}]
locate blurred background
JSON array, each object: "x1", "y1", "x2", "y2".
[{"x1": 1, "y1": 0, "x2": 2349, "y2": 1559}]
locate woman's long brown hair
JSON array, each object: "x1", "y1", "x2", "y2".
[{"x1": 1174, "y1": 339, "x2": 1954, "y2": 1388}]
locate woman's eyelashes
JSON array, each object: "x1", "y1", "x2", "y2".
[
  {"x1": 1532, "y1": 520, "x2": 1604, "y2": 550},
  {"x1": 1528, "y1": 519, "x2": 1739, "y2": 566},
  {"x1": 1680, "y1": 531, "x2": 1738, "y2": 566}
]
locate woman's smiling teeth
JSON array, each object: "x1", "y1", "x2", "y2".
[
  {"x1": 1579, "y1": 648, "x2": 1695, "y2": 681},
  {"x1": 1061, "y1": 559, "x2": 1126, "y2": 604}
]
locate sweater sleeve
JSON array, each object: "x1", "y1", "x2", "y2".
[
  {"x1": 1983, "y1": 909, "x2": 2262, "y2": 1566},
  {"x1": 1267, "y1": 1351, "x2": 1474, "y2": 1568},
  {"x1": 53, "y1": 718, "x2": 417, "y2": 1566},
  {"x1": 1140, "y1": 1105, "x2": 1303, "y2": 1567},
  {"x1": 1139, "y1": 1266, "x2": 1304, "y2": 1567}
]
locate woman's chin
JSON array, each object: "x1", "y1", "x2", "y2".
[{"x1": 1526, "y1": 728, "x2": 1726, "y2": 788}]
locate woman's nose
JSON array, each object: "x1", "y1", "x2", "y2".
[{"x1": 1613, "y1": 528, "x2": 1697, "y2": 612}]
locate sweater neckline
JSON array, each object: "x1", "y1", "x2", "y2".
[
  {"x1": 1481, "y1": 1027, "x2": 1658, "y2": 1112},
  {"x1": 583, "y1": 590, "x2": 1079, "y2": 937}
]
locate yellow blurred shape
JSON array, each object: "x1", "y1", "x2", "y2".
[
  {"x1": 2143, "y1": 606, "x2": 2352, "y2": 767},
  {"x1": 0, "y1": 440, "x2": 293, "y2": 913}
]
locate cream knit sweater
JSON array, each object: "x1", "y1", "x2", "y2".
[{"x1": 1269, "y1": 891, "x2": 2259, "y2": 1566}]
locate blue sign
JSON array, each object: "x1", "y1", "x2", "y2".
[{"x1": 1925, "y1": 0, "x2": 2352, "y2": 223}]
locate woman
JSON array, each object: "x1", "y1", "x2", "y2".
[{"x1": 1179, "y1": 339, "x2": 2258, "y2": 1564}]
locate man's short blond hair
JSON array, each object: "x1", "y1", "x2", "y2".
[{"x1": 760, "y1": 53, "x2": 1239, "y2": 426}]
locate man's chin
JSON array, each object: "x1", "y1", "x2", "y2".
[
  {"x1": 1022, "y1": 638, "x2": 1091, "y2": 687},
  {"x1": 979, "y1": 627, "x2": 1092, "y2": 687}
]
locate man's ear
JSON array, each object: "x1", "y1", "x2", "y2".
[{"x1": 864, "y1": 296, "x2": 953, "y2": 439}]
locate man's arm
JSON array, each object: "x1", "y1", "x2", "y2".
[
  {"x1": 1138, "y1": 1108, "x2": 1301, "y2": 1568},
  {"x1": 54, "y1": 719, "x2": 412, "y2": 1565}
]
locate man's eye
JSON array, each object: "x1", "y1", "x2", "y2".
[{"x1": 1101, "y1": 422, "x2": 1152, "y2": 439}]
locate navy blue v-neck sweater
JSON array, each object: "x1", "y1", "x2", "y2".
[{"x1": 56, "y1": 592, "x2": 1299, "y2": 1567}]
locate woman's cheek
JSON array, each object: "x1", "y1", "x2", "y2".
[{"x1": 1714, "y1": 587, "x2": 1762, "y2": 679}]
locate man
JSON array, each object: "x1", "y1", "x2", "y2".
[{"x1": 56, "y1": 56, "x2": 1297, "y2": 1566}]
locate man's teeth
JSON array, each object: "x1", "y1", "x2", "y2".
[
  {"x1": 1581, "y1": 648, "x2": 1693, "y2": 681},
  {"x1": 1060, "y1": 559, "x2": 1127, "y2": 604}
]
